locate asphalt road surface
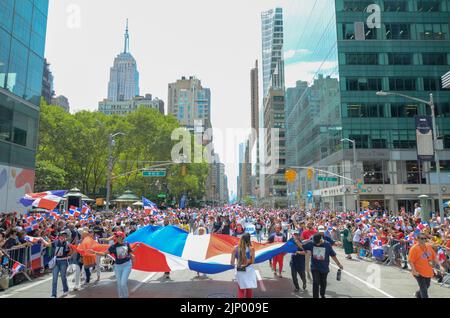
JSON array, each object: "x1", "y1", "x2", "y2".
[{"x1": 2, "y1": 248, "x2": 450, "y2": 298}]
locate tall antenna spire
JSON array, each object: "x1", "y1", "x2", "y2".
[{"x1": 124, "y1": 18, "x2": 130, "y2": 53}]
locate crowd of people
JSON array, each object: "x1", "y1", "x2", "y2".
[{"x1": 0, "y1": 203, "x2": 449, "y2": 298}]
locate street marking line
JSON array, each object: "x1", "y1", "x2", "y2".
[
  {"x1": 131, "y1": 272, "x2": 159, "y2": 294},
  {"x1": 330, "y1": 264, "x2": 394, "y2": 298},
  {"x1": 255, "y1": 270, "x2": 266, "y2": 292}
]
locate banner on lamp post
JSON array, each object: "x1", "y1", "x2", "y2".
[{"x1": 416, "y1": 116, "x2": 434, "y2": 161}]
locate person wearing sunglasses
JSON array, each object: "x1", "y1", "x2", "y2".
[{"x1": 408, "y1": 233, "x2": 445, "y2": 298}]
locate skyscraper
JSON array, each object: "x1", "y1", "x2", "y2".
[
  {"x1": 251, "y1": 60, "x2": 260, "y2": 197},
  {"x1": 107, "y1": 20, "x2": 139, "y2": 102},
  {"x1": 0, "y1": 0, "x2": 49, "y2": 213},
  {"x1": 260, "y1": 7, "x2": 287, "y2": 208},
  {"x1": 51, "y1": 95, "x2": 70, "y2": 113},
  {"x1": 261, "y1": 8, "x2": 285, "y2": 98},
  {"x1": 285, "y1": 0, "x2": 450, "y2": 213},
  {"x1": 41, "y1": 58, "x2": 54, "y2": 105},
  {"x1": 167, "y1": 76, "x2": 211, "y2": 130}
]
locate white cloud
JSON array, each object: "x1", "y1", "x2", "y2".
[
  {"x1": 284, "y1": 60, "x2": 339, "y2": 88},
  {"x1": 283, "y1": 48, "x2": 311, "y2": 60}
]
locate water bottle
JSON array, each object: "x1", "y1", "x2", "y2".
[{"x1": 337, "y1": 269, "x2": 342, "y2": 281}]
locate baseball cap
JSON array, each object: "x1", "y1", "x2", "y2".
[{"x1": 318, "y1": 225, "x2": 325, "y2": 232}]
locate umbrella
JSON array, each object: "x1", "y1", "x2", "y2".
[{"x1": 132, "y1": 201, "x2": 143, "y2": 206}]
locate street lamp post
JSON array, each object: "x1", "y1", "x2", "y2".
[
  {"x1": 341, "y1": 138, "x2": 359, "y2": 212},
  {"x1": 106, "y1": 132, "x2": 126, "y2": 211},
  {"x1": 376, "y1": 91, "x2": 443, "y2": 221}
]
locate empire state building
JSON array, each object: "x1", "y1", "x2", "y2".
[{"x1": 107, "y1": 20, "x2": 140, "y2": 102}]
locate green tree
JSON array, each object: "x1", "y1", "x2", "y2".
[{"x1": 34, "y1": 160, "x2": 67, "y2": 192}]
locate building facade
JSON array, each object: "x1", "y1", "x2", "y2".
[
  {"x1": 0, "y1": 0, "x2": 49, "y2": 213},
  {"x1": 107, "y1": 21, "x2": 139, "y2": 102},
  {"x1": 41, "y1": 58, "x2": 54, "y2": 105},
  {"x1": 260, "y1": 8, "x2": 287, "y2": 208},
  {"x1": 167, "y1": 76, "x2": 211, "y2": 130},
  {"x1": 99, "y1": 94, "x2": 164, "y2": 115},
  {"x1": 285, "y1": 0, "x2": 450, "y2": 213},
  {"x1": 51, "y1": 95, "x2": 70, "y2": 113},
  {"x1": 251, "y1": 60, "x2": 260, "y2": 198},
  {"x1": 261, "y1": 8, "x2": 285, "y2": 98}
]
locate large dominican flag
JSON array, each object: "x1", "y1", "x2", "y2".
[
  {"x1": 20, "y1": 190, "x2": 67, "y2": 211},
  {"x1": 125, "y1": 225, "x2": 297, "y2": 274}
]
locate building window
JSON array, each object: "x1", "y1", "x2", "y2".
[
  {"x1": 389, "y1": 78, "x2": 417, "y2": 91},
  {"x1": 385, "y1": 24, "x2": 410, "y2": 39},
  {"x1": 349, "y1": 134, "x2": 369, "y2": 148},
  {"x1": 343, "y1": 0, "x2": 373, "y2": 11},
  {"x1": 417, "y1": 24, "x2": 449, "y2": 40},
  {"x1": 363, "y1": 161, "x2": 386, "y2": 184},
  {"x1": 387, "y1": 53, "x2": 413, "y2": 65},
  {"x1": 346, "y1": 78, "x2": 382, "y2": 91},
  {"x1": 417, "y1": 0, "x2": 442, "y2": 12},
  {"x1": 343, "y1": 23, "x2": 355, "y2": 40},
  {"x1": 384, "y1": 0, "x2": 408, "y2": 12},
  {"x1": 0, "y1": 104, "x2": 13, "y2": 142},
  {"x1": 422, "y1": 53, "x2": 447, "y2": 65},
  {"x1": 347, "y1": 104, "x2": 385, "y2": 117},
  {"x1": 423, "y1": 77, "x2": 445, "y2": 91},
  {"x1": 391, "y1": 103, "x2": 418, "y2": 117},
  {"x1": 436, "y1": 103, "x2": 450, "y2": 117},
  {"x1": 405, "y1": 161, "x2": 426, "y2": 184},
  {"x1": 346, "y1": 53, "x2": 378, "y2": 65}
]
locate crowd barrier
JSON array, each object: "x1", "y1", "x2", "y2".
[{"x1": 0, "y1": 244, "x2": 53, "y2": 289}]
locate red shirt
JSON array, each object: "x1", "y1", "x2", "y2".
[{"x1": 301, "y1": 229, "x2": 317, "y2": 240}]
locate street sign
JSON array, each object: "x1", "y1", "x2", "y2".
[
  {"x1": 157, "y1": 193, "x2": 167, "y2": 198},
  {"x1": 307, "y1": 191, "x2": 313, "y2": 199},
  {"x1": 142, "y1": 170, "x2": 166, "y2": 177},
  {"x1": 318, "y1": 176, "x2": 338, "y2": 182}
]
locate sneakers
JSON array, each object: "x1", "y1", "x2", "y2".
[
  {"x1": 164, "y1": 273, "x2": 170, "y2": 279},
  {"x1": 294, "y1": 288, "x2": 300, "y2": 292},
  {"x1": 62, "y1": 291, "x2": 69, "y2": 297},
  {"x1": 303, "y1": 282, "x2": 307, "y2": 290},
  {"x1": 50, "y1": 295, "x2": 57, "y2": 298}
]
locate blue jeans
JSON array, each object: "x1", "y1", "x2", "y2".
[
  {"x1": 114, "y1": 260, "x2": 132, "y2": 298},
  {"x1": 52, "y1": 259, "x2": 69, "y2": 297},
  {"x1": 256, "y1": 232, "x2": 262, "y2": 243}
]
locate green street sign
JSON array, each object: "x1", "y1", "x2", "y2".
[
  {"x1": 157, "y1": 193, "x2": 167, "y2": 198},
  {"x1": 318, "y1": 176, "x2": 338, "y2": 182},
  {"x1": 142, "y1": 170, "x2": 166, "y2": 177}
]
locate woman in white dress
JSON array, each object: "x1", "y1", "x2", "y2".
[{"x1": 230, "y1": 233, "x2": 257, "y2": 298}]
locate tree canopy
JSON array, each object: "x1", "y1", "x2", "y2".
[{"x1": 36, "y1": 102, "x2": 209, "y2": 206}]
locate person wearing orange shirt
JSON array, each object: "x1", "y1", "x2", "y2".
[{"x1": 408, "y1": 233, "x2": 445, "y2": 298}]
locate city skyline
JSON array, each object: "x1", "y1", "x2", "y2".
[{"x1": 45, "y1": 0, "x2": 310, "y2": 196}]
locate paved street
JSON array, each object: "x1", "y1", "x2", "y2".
[{"x1": 2, "y1": 248, "x2": 449, "y2": 299}]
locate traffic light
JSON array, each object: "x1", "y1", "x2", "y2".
[
  {"x1": 284, "y1": 169, "x2": 297, "y2": 183},
  {"x1": 307, "y1": 167, "x2": 314, "y2": 180}
]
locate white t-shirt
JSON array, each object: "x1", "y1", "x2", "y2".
[
  {"x1": 353, "y1": 228, "x2": 362, "y2": 243},
  {"x1": 414, "y1": 207, "x2": 422, "y2": 218}
]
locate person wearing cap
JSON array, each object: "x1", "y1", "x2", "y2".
[
  {"x1": 42, "y1": 229, "x2": 73, "y2": 298},
  {"x1": 408, "y1": 233, "x2": 445, "y2": 298},
  {"x1": 299, "y1": 233, "x2": 343, "y2": 298},
  {"x1": 90, "y1": 231, "x2": 135, "y2": 298}
]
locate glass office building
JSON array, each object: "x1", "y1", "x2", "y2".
[
  {"x1": 285, "y1": 0, "x2": 450, "y2": 213},
  {"x1": 0, "y1": 0, "x2": 49, "y2": 213}
]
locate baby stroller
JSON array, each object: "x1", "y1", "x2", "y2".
[{"x1": 99, "y1": 255, "x2": 115, "y2": 272}]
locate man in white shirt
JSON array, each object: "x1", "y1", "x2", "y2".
[
  {"x1": 414, "y1": 203, "x2": 422, "y2": 220},
  {"x1": 353, "y1": 224, "x2": 364, "y2": 259}
]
